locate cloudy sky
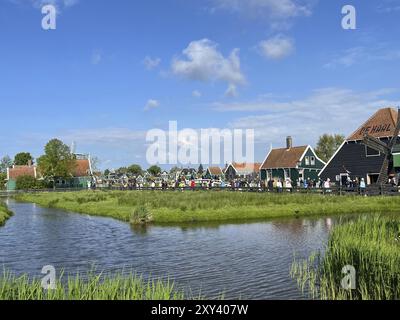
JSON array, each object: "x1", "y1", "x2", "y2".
[{"x1": 1, "y1": 0, "x2": 400, "y2": 169}]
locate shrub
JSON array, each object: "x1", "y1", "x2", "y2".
[
  {"x1": 130, "y1": 206, "x2": 152, "y2": 225},
  {"x1": 15, "y1": 175, "x2": 40, "y2": 190}
]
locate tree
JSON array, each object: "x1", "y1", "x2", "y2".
[
  {"x1": 90, "y1": 156, "x2": 100, "y2": 172},
  {"x1": 104, "y1": 169, "x2": 111, "y2": 177},
  {"x1": 0, "y1": 173, "x2": 7, "y2": 190},
  {"x1": 127, "y1": 164, "x2": 143, "y2": 176},
  {"x1": 115, "y1": 167, "x2": 128, "y2": 175},
  {"x1": 147, "y1": 165, "x2": 162, "y2": 177},
  {"x1": 198, "y1": 164, "x2": 204, "y2": 175},
  {"x1": 37, "y1": 139, "x2": 76, "y2": 188},
  {"x1": 0, "y1": 156, "x2": 13, "y2": 173},
  {"x1": 169, "y1": 166, "x2": 180, "y2": 174},
  {"x1": 315, "y1": 134, "x2": 345, "y2": 162},
  {"x1": 14, "y1": 152, "x2": 34, "y2": 166}
]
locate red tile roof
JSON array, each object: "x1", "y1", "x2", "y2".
[
  {"x1": 74, "y1": 159, "x2": 91, "y2": 177},
  {"x1": 8, "y1": 166, "x2": 36, "y2": 180},
  {"x1": 207, "y1": 167, "x2": 223, "y2": 176},
  {"x1": 348, "y1": 107, "x2": 398, "y2": 141},
  {"x1": 231, "y1": 162, "x2": 262, "y2": 174},
  {"x1": 260, "y1": 146, "x2": 308, "y2": 169}
]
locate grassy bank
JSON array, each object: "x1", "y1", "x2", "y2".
[
  {"x1": 0, "y1": 271, "x2": 184, "y2": 300},
  {"x1": 0, "y1": 201, "x2": 12, "y2": 226},
  {"x1": 291, "y1": 216, "x2": 400, "y2": 300},
  {"x1": 15, "y1": 191, "x2": 400, "y2": 224}
]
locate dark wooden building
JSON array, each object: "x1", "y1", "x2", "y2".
[
  {"x1": 260, "y1": 137, "x2": 325, "y2": 184},
  {"x1": 319, "y1": 107, "x2": 400, "y2": 185}
]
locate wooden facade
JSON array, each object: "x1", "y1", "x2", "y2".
[
  {"x1": 319, "y1": 108, "x2": 400, "y2": 185},
  {"x1": 260, "y1": 140, "x2": 325, "y2": 184}
]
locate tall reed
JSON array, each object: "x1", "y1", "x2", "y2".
[
  {"x1": 291, "y1": 215, "x2": 400, "y2": 300},
  {"x1": 0, "y1": 271, "x2": 184, "y2": 300}
]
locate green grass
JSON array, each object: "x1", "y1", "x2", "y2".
[
  {"x1": 15, "y1": 191, "x2": 400, "y2": 224},
  {"x1": 0, "y1": 202, "x2": 12, "y2": 226},
  {"x1": 0, "y1": 271, "x2": 184, "y2": 300},
  {"x1": 16, "y1": 191, "x2": 400, "y2": 223},
  {"x1": 291, "y1": 215, "x2": 400, "y2": 300}
]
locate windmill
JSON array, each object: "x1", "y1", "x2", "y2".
[{"x1": 362, "y1": 108, "x2": 400, "y2": 185}]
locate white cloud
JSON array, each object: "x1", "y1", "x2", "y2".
[
  {"x1": 144, "y1": 99, "x2": 160, "y2": 111},
  {"x1": 211, "y1": 0, "x2": 314, "y2": 29},
  {"x1": 143, "y1": 56, "x2": 161, "y2": 70},
  {"x1": 62, "y1": 128, "x2": 145, "y2": 144},
  {"x1": 258, "y1": 35, "x2": 295, "y2": 60},
  {"x1": 225, "y1": 84, "x2": 238, "y2": 97},
  {"x1": 213, "y1": 87, "x2": 400, "y2": 146},
  {"x1": 192, "y1": 90, "x2": 202, "y2": 98},
  {"x1": 325, "y1": 46, "x2": 400, "y2": 68},
  {"x1": 8, "y1": 0, "x2": 78, "y2": 15},
  {"x1": 10, "y1": 0, "x2": 79, "y2": 10},
  {"x1": 172, "y1": 39, "x2": 245, "y2": 95}
]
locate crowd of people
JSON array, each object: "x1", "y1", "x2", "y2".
[{"x1": 96, "y1": 176, "x2": 341, "y2": 193}]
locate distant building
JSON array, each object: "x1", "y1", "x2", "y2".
[
  {"x1": 160, "y1": 171, "x2": 169, "y2": 181},
  {"x1": 6, "y1": 154, "x2": 93, "y2": 190},
  {"x1": 205, "y1": 167, "x2": 224, "y2": 180},
  {"x1": 6, "y1": 162, "x2": 37, "y2": 191},
  {"x1": 55, "y1": 154, "x2": 93, "y2": 188},
  {"x1": 224, "y1": 162, "x2": 262, "y2": 181},
  {"x1": 319, "y1": 107, "x2": 400, "y2": 185},
  {"x1": 260, "y1": 137, "x2": 325, "y2": 184},
  {"x1": 179, "y1": 168, "x2": 197, "y2": 180}
]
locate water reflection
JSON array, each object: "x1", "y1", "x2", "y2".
[{"x1": 0, "y1": 200, "x2": 339, "y2": 299}]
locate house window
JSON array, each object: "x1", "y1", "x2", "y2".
[
  {"x1": 310, "y1": 156, "x2": 316, "y2": 166},
  {"x1": 305, "y1": 156, "x2": 310, "y2": 166},
  {"x1": 365, "y1": 146, "x2": 380, "y2": 157}
]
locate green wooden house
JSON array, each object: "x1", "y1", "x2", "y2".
[{"x1": 260, "y1": 137, "x2": 326, "y2": 184}]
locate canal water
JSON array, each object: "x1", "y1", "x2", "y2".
[{"x1": 0, "y1": 200, "x2": 335, "y2": 299}]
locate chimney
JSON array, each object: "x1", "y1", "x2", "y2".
[{"x1": 286, "y1": 136, "x2": 293, "y2": 150}]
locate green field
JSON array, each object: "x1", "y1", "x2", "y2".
[
  {"x1": 0, "y1": 202, "x2": 12, "y2": 226},
  {"x1": 291, "y1": 215, "x2": 400, "y2": 300},
  {"x1": 0, "y1": 271, "x2": 184, "y2": 300},
  {"x1": 15, "y1": 190, "x2": 400, "y2": 224}
]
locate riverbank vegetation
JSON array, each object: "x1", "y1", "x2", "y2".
[
  {"x1": 0, "y1": 202, "x2": 12, "y2": 226},
  {"x1": 291, "y1": 215, "x2": 400, "y2": 300},
  {"x1": 0, "y1": 271, "x2": 184, "y2": 300},
  {"x1": 16, "y1": 191, "x2": 400, "y2": 224}
]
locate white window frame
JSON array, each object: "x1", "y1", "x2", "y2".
[
  {"x1": 310, "y1": 156, "x2": 316, "y2": 166},
  {"x1": 305, "y1": 156, "x2": 310, "y2": 166},
  {"x1": 365, "y1": 146, "x2": 380, "y2": 157}
]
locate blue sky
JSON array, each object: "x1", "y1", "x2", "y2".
[{"x1": 1, "y1": 0, "x2": 400, "y2": 170}]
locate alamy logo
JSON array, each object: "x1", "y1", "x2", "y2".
[
  {"x1": 42, "y1": 5, "x2": 57, "y2": 30},
  {"x1": 146, "y1": 121, "x2": 255, "y2": 166},
  {"x1": 341, "y1": 265, "x2": 356, "y2": 290},
  {"x1": 41, "y1": 265, "x2": 56, "y2": 290},
  {"x1": 342, "y1": 5, "x2": 357, "y2": 30}
]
